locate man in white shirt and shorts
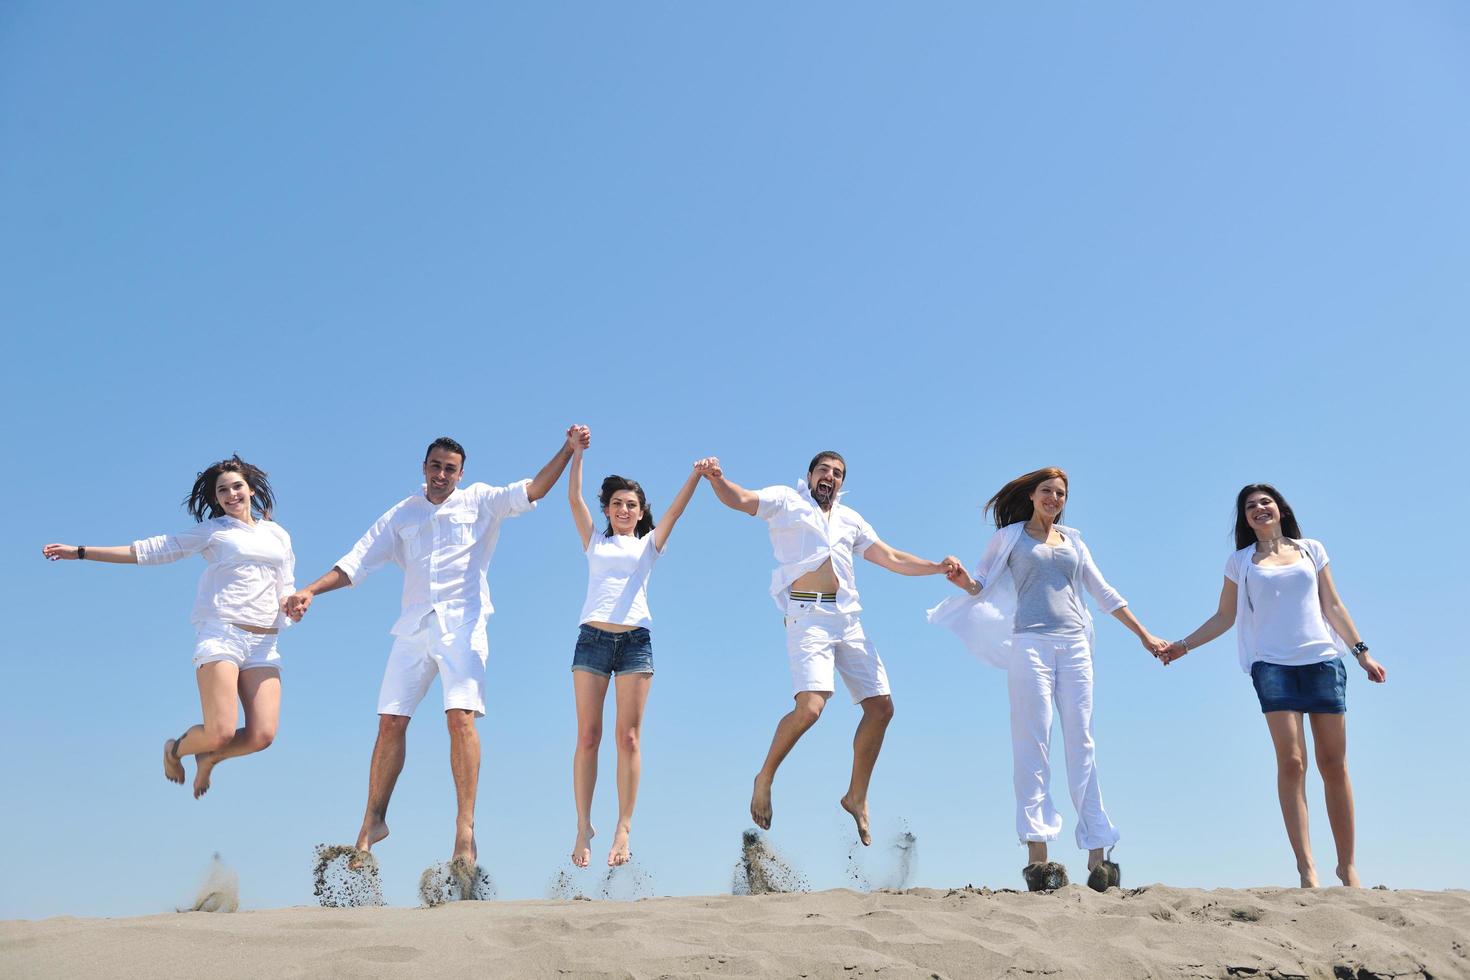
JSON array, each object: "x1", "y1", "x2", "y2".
[
  {"x1": 704, "y1": 451, "x2": 959, "y2": 845},
  {"x1": 287, "y1": 426, "x2": 589, "y2": 869}
]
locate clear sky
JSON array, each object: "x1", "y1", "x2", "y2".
[{"x1": 2, "y1": 3, "x2": 1467, "y2": 918}]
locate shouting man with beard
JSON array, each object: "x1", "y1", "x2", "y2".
[{"x1": 703, "y1": 451, "x2": 959, "y2": 845}]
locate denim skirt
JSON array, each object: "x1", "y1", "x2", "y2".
[{"x1": 1250, "y1": 657, "x2": 1346, "y2": 714}]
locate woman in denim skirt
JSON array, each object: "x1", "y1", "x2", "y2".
[
  {"x1": 565, "y1": 440, "x2": 712, "y2": 869},
  {"x1": 1160, "y1": 484, "x2": 1387, "y2": 887}
]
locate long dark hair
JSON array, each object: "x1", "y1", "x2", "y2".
[
  {"x1": 985, "y1": 466, "x2": 1068, "y2": 529},
  {"x1": 1233, "y1": 483, "x2": 1302, "y2": 550},
  {"x1": 599, "y1": 475, "x2": 655, "y2": 538},
  {"x1": 185, "y1": 455, "x2": 276, "y2": 522}
]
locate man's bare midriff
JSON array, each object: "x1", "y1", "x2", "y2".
[
  {"x1": 230, "y1": 622, "x2": 278, "y2": 635},
  {"x1": 791, "y1": 557, "x2": 839, "y2": 595}
]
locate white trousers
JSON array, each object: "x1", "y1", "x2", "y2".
[{"x1": 1007, "y1": 632, "x2": 1120, "y2": 850}]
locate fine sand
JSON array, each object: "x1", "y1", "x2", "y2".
[{"x1": 4, "y1": 884, "x2": 1467, "y2": 979}]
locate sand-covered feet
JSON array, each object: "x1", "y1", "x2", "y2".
[
  {"x1": 607, "y1": 824, "x2": 631, "y2": 867},
  {"x1": 572, "y1": 824, "x2": 596, "y2": 868},
  {"x1": 350, "y1": 818, "x2": 389, "y2": 870},
  {"x1": 312, "y1": 844, "x2": 385, "y2": 908},
  {"x1": 163, "y1": 737, "x2": 186, "y2": 785},
  {"x1": 419, "y1": 858, "x2": 496, "y2": 907},
  {"x1": 1023, "y1": 862, "x2": 1069, "y2": 892},
  {"x1": 839, "y1": 794, "x2": 872, "y2": 846},
  {"x1": 750, "y1": 775, "x2": 773, "y2": 830}
]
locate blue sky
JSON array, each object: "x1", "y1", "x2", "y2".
[{"x1": 2, "y1": 3, "x2": 1467, "y2": 918}]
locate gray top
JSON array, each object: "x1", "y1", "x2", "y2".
[{"x1": 1006, "y1": 530, "x2": 1088, "y2": 637}]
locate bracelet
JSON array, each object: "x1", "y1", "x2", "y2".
[
  {"x1": 77, "y1": 546, "x2": 87, "y2": 561},
  {"x1": 1177, "y1": 638, "x2": 1189, "y2": 652}
]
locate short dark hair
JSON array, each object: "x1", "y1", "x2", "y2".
[
  {"x1": 807, "y1": 451, "x2": 846, "y2": 479},
  {"x1": 424, "y1": 436, "x2": 466, "y2": 466}
]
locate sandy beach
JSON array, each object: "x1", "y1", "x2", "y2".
[{"x1": 4, "y1": 883, "x2": 1466, "y2": 979}]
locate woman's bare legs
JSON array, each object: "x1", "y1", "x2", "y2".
[
  {"x1": 191, "y1": 667, "x2": 282, "y2": 798},
  {"x1": 1264, "y1": 711, "x2": 1317, "y2": 887},
  {"x1": 571, "y1": 670, "x2": 610, "y2": 867},
  {"x1": 1309, "y1": 713, "x2": 1360, "y2": 886},
  {"x1": 164, "y1": 661, "x2": 242, "y2": 786},
  {"x1": 608, "y1": 671, "x2": 653, "y2": 866}
]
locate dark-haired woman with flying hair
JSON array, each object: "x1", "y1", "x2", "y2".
[
  {"x1": 1157, "y1": 484, "x2": 1386, "y2": 888},
  {"x1": 41, "y1": 455, "x2": 295, "y2": 799},
  {"x1": 929, "y1": 467, "x2": 1166, "y2": 892},
  {"x1": 565, "y1": 442, "x2": 712, "y2": 868}
]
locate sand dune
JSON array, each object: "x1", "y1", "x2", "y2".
[{"x1": 3, "y1": 884, "x2": 1466, "y2": 979}]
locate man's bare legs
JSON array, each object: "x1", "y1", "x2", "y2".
[
  {"x1": 609, "y1": 672, "x2": 653, "y2": 866},
  {"x1": 840, "y1": 694, "x2": 894, "y2": 846},
  {"x1": 1265, "y1": 711, "x2": 1318, "y2": 887},
  {"x1": 571, "y1": 671, "x2": 611, "y2": 867},
  {"x1": 353, "y1": 713, "x2": 410, "y2": 865},
  {"x1": 446, "y1": 708, "x2": 480, "y2": 866},
  {"x1": 192, "y1": 667, "x2": 282, "y2": 798},
  {"x1": 751, "y1": 691, "x2": 831, "y2": 829},
  {"x1": 164, "y1": 661, "x2": 243, "y2": 786},
  {"x1": 1310, "y1": 713, "x2": 1360, "y2": 886}
]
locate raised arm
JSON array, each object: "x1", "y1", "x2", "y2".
[
  {"x1": 568, "y1": 442, "x2": 595, "y2": 549},
  {"x1": 528, "y1": 425, "x2": 590, "y2": 503},
  {"x1": 41, "y1": 543, "x2": 138, "y2": 564},
  {"x1": 702, "y1": 457, "x2": 759, "y2": 516},
  {"x1": 1158, "y1": 577, "x2": 1238, "y2": 665},
  {"x1": 1316, "y1": 565, "x2": 1386, "y2": 682},
  {"x1": 652, "y1": 459, "x2": 711, "y2": 552},
  {"x1": 862, "y1": 541, "x2": 958, "y2": 577}
]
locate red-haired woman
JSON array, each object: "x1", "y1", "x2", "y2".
[
  {"x1": 1158, "y1": 484, "x2": 1386, "y2": 887},
  {"x1": 930, "y1": 467, "x2": 1166, "y2": 892},
  {"x1": 42, "y1": 455, "x2": 295, "y2": 799}
]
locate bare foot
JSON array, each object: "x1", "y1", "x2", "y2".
[
  {"x1": 1298, "y1": 862, "x2": 1319, "y2": 888},
  {"x1": 349, "y1": 818, "x2": 390, "y2": 870},
  {"x1": 572, "y1": 824, "x2": 595, "y2": 868},
  {"x1": 163, "y1": 739, "x2": 185, "y2": 785},
  {"x1": 452, "y1": 825, "x2": 477, "y2": 868},
  {"x1": 840, "y1": 794, "x2": 871, "y2": 846},
  {"x1": 750, "y1": 774, "x2": 773, "y2": 830},
  {"x1": 1337, "y1": 864, "x2": 1361, "y2": 887},
  {"x1": 193, "y1": 754, "x2": 218, "y2": 799},
  {"x1": 607, "y1": 824, "x2": 631, "y2": 867}
]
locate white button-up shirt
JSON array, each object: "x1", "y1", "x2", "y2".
[
  {"x1": 335, "y1": 480, "x2": 535, "y2": 636},
  {"x1": 754, "y1": 479, "x2": 882, "y2": 614},
  {"x1": 134, "y1": 517, "x2": 295, "y2": 630}
]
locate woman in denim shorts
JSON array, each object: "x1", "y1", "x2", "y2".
[
  {"x1": 42, "y1": 456, "x2": 295, "y2": 800},
  {"x1": 1159, "y1": 484, "x2": 1387, "y2": 887},
  {"x1": 565, "y1": 441, "x2": 713, "y2": 869}
]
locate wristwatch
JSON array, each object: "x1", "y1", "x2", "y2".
[
  {"x1": 77, "y1": 546, "x2": 87, "y2": 561},
  {"x1": 1351, "y1": 641, "x2": 1369, "y2": 656}
]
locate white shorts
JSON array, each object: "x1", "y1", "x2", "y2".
[
  {"x1": 193, "y1": 623, "x2": 281, "y2": 671},
  {"x1": 784, "y1": 597, "x2": 890, "y2": 703},
  {"x1": 378, "y1": 612, "x2": 488, "y2": 717}
]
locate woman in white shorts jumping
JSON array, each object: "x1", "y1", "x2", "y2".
[
  {"x1": 43, "y1": 455, "x2": 295, "y2": 799},
  {"x1": 565, "y1": 442, "x2": 709, "y2": 868}
]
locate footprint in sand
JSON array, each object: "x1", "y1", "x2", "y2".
[{"x1": 312, "y1": 844, "x2": 385, "y2": 908}]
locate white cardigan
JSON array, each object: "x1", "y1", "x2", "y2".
[{"x1": 927, "y1": 522, "x2": 1127, "y2": 669}]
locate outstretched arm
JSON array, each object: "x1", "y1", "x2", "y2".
[
  {"x1": 283, "y1": 567, "x2": 351, "y2": 621},
  {"x1": 1108, "y1": 606, "x2": 1168, "y2": 656},
  {"x1": 652, "y1": 459, "x2": 712, "y2": 552},
  {"x1": 1317, "y1": 565, "x2": 1386, "y2": 682},
  {"x1": 702, "y1": 457, "x2": 759, "y2": 516},
  {"x1": 568, "y1": 442, "x2": 595, "y2": 549},
  {"x1": 41, "y1": 543, "x2": 138, "y2": 564},
  {"x1": 862, "y1": 542, "x2": 959, "y2": 577},
  {"x1": 1158, "y1": 577, "x2": 1238, "y2": 665},
  {"x1": 528, "y1": 425, "x2": 590, "y2": 503}
]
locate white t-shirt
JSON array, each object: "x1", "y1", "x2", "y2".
[
  {"x1": 134, "y1": 517, "x2": 295, "y2": 630},
  {"x1": 1225, "y1": 539, "x2": 1337, "y2": 667},
  {"x1": 579, "y1": 532, "x2": 663, "y2": 628}
]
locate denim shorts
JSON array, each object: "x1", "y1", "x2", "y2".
[
  {"x1": 572, "y1": 624, "x2": 654, "y2": 677},
  {"x1": 1250, "y1": 657, "x2": 1346, "y2": 714}
]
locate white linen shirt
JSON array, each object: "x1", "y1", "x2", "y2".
[
  {"x1": 335, "y1": 480, "x2": 535, "y2": 637},
  {"x1": 133, "y1": 517, "x2": 295, "y2": 630},
  {"x1": 754, "y1": 479, "x2": 882, "y2": 614}
]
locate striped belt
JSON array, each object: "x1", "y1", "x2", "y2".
[{"x1": 789, "y1": 590, "x2": 837, "y2": 602}]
